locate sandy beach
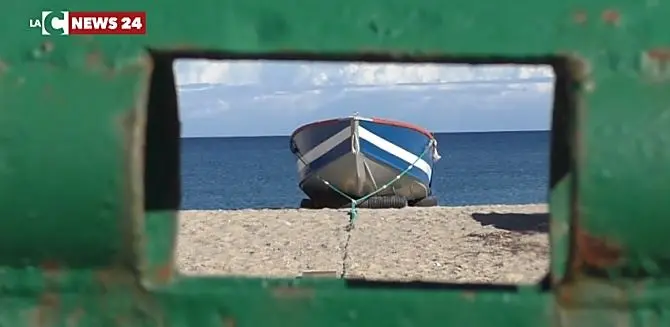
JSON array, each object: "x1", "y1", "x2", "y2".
[{"x1": 177, "y1": 204, "x2": 549, "y2": 284}]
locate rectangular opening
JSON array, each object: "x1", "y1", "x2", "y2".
[{"x1": 165, "y1": 58, "x2": 556, "y2": 284}]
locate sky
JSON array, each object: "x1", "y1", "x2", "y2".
[{"x1": 173, "y1": 60, "x2": 555, "y2": 138}]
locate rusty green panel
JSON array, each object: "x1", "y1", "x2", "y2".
[{"x1": 1, "y1": 0, "x2": 670, "y2": 325}]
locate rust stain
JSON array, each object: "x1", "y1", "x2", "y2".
[
  {"x1": 641, "y1": 48, "x2": 670, "y2": 82},
  {"x1": 565, "y1": 55, "x2": 591, "y2": 82},
  {"x1": 574, "y1": 228, "x2": 623, "y2": 269},
  {"x1": 96, "y1": 268, "x2": 116, "y2": 287},
  {"x1": 103, "y1": 51, "x2": 152, "y2": 80},
  {"x1": 66, "y1": 307, "x2": 85, "y2": 327},
  {"x1": 119, "y1": 52, "x2": 154, "y2": 76},
  {"x1": 40, "y1": 260, "x2": 60, "y2": 277},
  {"x1": 39, "y1": 293, "x2": 59, "y2": 306},
  {"x1": 222, "y1": 317, "x2": 236, "y2": 327},
  {"x1": 43, "y1": 85, "x2": 53, "y2": 98},
  {"x1": 601, "y1": 9, "x2": 620, "y2": 25},
  {"x1": 461, "y1": 291, "x2": 476, "y2": 301},
  {"x1": 155, "y1": 264, "x2": 173, "y2": 282},
  {"x1": 646, "y1": 48, "x2": 670, "y2": 62},
  {"x1": 86, "y1": 51, "x2": 104, "y2": 69},
  {"x1": 116, "y1": 316, "x2": 129, "y2": 326},
  {"x1": 41, "y1": 41, "x2": 55, "y2": 53},
  {"x1": 114, "y1": 316, "x2": 130, "y2": 326},
  {"x1": 40, "y1": 260, "x2": 59, "y2": 271},
  {"x1": 0, "y1": 60, "x2": 8, "y2": 74},
  {"x1": 572, "y1": 11, "x2": 587, "y2": 24},
  {"x1": 272, "y1": 286, "x2": 315, "y2": 299},
  {"x1": 555, "y1": 283, "x2": 577, "y2": 305},
  {"x1": 34, "y1": 293, "x2": 60, "y2": 327}
]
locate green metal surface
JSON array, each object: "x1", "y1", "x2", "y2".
[{"x1": 1, "y1": 0, "x2": 669, "y2": 325}]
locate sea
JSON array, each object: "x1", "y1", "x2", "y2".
[{"x1": 180, "y1": 131, "x2": 550, "y2": 210}]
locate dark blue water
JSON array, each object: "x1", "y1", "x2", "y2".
[{"x1": 180, "y1": 131, "x2": 549, "y2": 209}]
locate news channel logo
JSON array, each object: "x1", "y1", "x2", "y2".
[{"x1": 29, "y1": 11, "x2": 69, "y2": 35}]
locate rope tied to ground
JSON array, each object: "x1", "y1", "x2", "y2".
[
  {"x1": 295, "y1": 138, "x2": 436, "y2": 228},
  {"x1": 293, "y1": 137, "x2": 436, "y2": 278}
]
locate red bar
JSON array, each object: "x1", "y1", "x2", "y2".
[{"x1": 69, "y1": 11, "x2": 146, "y2": 35}]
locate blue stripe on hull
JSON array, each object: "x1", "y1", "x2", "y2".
[
  {"x1": 359, "y1": 139, "x2": 431, "y2": 185},
  {"x1": 359, "y1": 120, "x2": 435, "y2": 161},
  {"x1": 298, "y1": 140, "x2": 351, "y2": 181},
  {"x1": 291, "y1": 117, "x2": 436, "y2": 188},
  {"x1": 291, "y1": 119, "x2": 350, "y2": 153}
]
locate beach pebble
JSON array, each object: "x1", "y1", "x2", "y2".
[{"x1": 177, "y1": 204, "x2": 549, "y2": 284}]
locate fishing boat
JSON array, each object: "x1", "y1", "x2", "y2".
[{"x1": 289, "y1": 114, "x2": 441, "y2": 208}]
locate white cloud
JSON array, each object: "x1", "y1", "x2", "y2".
[
  {"x1": 336, "y1": 63, "x2": 552, "y2": 85},
  {"x1": 173, "y1": 60, "x2": 262, "y2": 85},
  {"x1": 174, "y1": 60, "x2": 556, "y2": 136},
  {"x1": 173, "y1": 59, "x2": 555, "y2": 88}
]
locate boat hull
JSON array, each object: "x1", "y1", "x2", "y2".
[{"x1": 290, "y1": 117, "x2": 439, "y2": 203}]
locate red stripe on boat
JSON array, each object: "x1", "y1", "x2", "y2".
[{"x1": 371, "y1": 117, "x2": 434, "y2": 139}]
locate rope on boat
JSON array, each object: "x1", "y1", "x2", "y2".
[{"x1": 294, "y1": 138, "x2": 436, "y2": 229}]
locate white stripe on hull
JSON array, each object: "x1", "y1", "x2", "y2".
[
  {"x1": 358, "y1": 127, "x2": 432, "y2": 178},
  {"x1": 296, "y1": 127, "x2": 351, "y2": 171},
  {"x1": 295, "y1": 124, "x2": 433, "y2": 178}
]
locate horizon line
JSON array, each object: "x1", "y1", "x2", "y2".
[{"x1": 181, "y1": 128, "x2": 550, "y2": 139}]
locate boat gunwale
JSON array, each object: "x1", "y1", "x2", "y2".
[{"x1": 290, "y1": 117, "x2": 435, "y2": 140}]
